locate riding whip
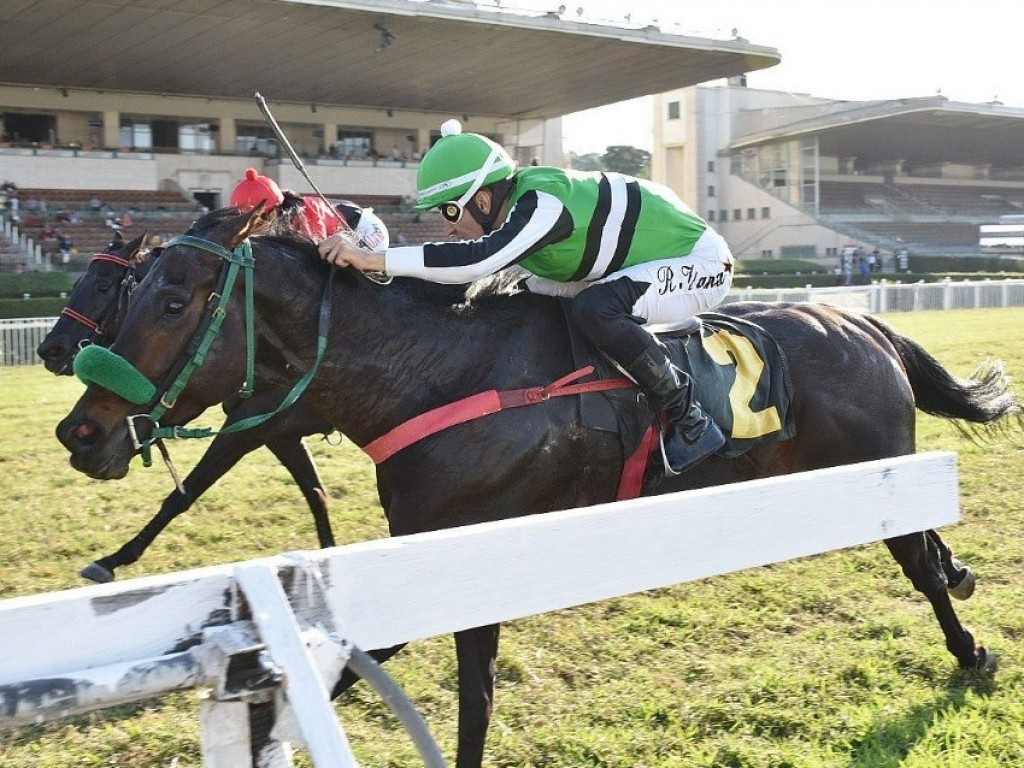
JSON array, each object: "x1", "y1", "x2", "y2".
[{"x1": 253, "y1": 92, "x2": 390, "y2": 282}]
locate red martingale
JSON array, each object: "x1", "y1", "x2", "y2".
[{"x1": 360, "y1": 366, "x2": 656, "y2": 500}]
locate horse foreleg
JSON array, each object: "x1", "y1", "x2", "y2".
[
  {"x1": 926, "y1": 529, "x2": 975, "y2": 600},
  {"x1": 265, "y1": 436, "x2": 335, "y2": 548},
  {"x1": 80, "y1": 431, "x2": 258, "y2": 583},
  {"x1": 454, "y1": 623, "x2": 501, "y2": 768},
  {"x1": 884, "y1": 533, "x2": 992, "y2": 671}
]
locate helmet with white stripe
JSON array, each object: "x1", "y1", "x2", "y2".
[{"x1": 414, "y1": 120, "x2": 516, "y2": 212}]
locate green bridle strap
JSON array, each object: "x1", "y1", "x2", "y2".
[
  {"x1": 148, "y1": 236, "x2": 256, "y2": 427},
  {"x1": 136, "y1": 236, "x2": 334, "y2": 466},
  {"x1": 135, "y1": 235, "x2": 255, "y2": 466},
  {"x1": 218, "y1": 269, "x2": 335, "y2": 435}
]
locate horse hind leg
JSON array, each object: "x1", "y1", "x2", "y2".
[
  {"x1": 454, "y1": 623, "x2": 501, "y2": 768},
  {"x1": 926, "y1": 529, "x2": 976, "y2": 600},
  {"x1": 885, "y1": 532, "x2": 993, "y2": 671}
]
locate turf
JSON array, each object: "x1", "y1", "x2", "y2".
[{"x1": 0, "y1": 307, "x2": 1021, "y2": 767}]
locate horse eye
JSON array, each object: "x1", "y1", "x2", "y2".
[
  {"x1": 97, "y1": 281, "x2": 112, "y2": 293},
  {"x1": 166, "y1": 299, "x2": 186, "y2": 315}
]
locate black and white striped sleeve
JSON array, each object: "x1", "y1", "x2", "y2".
[{"x1": 383, "y1": 190, "x2": 573, "y2": 283}]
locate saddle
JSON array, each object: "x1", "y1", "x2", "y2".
[{"x1": 562, "y1": 305, "x2": 797, "y2": 475}]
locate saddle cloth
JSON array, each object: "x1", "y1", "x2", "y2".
[{"x1": 563, "y1": 307, "x2": 797, "y2": 462}]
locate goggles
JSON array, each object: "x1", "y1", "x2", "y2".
[{"x1": 438, "y1": 201, "x2": 465, "y2": 224}]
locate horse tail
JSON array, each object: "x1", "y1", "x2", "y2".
[{"x1": 863, "y1": 315, "x2": 1022, "y2": 430}]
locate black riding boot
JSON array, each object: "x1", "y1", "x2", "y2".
[{"x1": 623, "y1": 340, "x2": 725, "y2": 475}]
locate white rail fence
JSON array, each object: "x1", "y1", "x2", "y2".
[
  {"x1": 6, "y1": 279, "x2": 1024, "y2": 367},
  {"x1": 723, "y1": 277, "x2": 1024, "y2": 313},
  {"x1": 0, "y1": 454, "x2": 959, "y2": 767}
]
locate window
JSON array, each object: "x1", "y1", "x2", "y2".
[
  {"x1": 761, "y1": 249, "x2": 773, "y2": 258},
  {"x1": 733, "y1": 209, "x2": 742, "y2": 221},
  {"x1": 719, "y1": 209, "x2": 728, "y2": 222},
  {"x1": 235, "y1": 124, "x2": 278, "y2": 156},
  {"x1": 336, "y1": 129, "x2": 373, "y2": 159},
  {"x1": 667, "y1": 101, "x2": 681, "y2": 119},
  {"x1": 707, "y1": 185, "x2": 715, "y2": 197},
  {"x1": 747, "y1": 208, "x2": 756, "y2": 220},
  {"x1": 707, "y1": 210, "x2": 715, "y2": 221},
  {"x1": 179, "y1": 123, "x2": 215, "y2": 153},
  {"x1": 119, "y1": 117, "x2": 152, "y2": 149},
  {"x1": 761, "y1": 207, "x2": 771, "y2": 219},
  {"x1": 707, "y1": 160, "x2": 715, "y2": 172}
]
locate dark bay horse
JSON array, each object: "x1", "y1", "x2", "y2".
[
  {"x1": 38, "y1": 231, "x2": 337, "y2": 583},
  {"x1": 56, "y1": 207, "x2": 1020, "y2": 767}
]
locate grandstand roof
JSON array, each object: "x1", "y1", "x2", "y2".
[
  {"x1": 2, "y1": 0, "x2": 779, "y2": 120},
  {"x1": 729, "y1": 96, "x2": 1024, "y2": 168}
]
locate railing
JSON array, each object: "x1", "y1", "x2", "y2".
[
  {"x1": 0, "y1": 454, "x2": 959, "y2": 766},
  {"x1": 724, "y1": 277, "x2": 1024, "y2": 313},
  {"x1": 0, "y1": 317, "x2": 53, "y2": 366},
  {"x1": 6, "y1": 280, "x2": 1023, "y2": 367}
]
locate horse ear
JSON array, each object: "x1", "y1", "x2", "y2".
[
  {"x1": 229, "y1": 202, "x2": 272, "y2": 246},
  {"x1": 110, "y1": 230, "x2": 125, "y2": 248},
  {"x1": 126, "y1": 231, "x2": 149, "y2": 260}
]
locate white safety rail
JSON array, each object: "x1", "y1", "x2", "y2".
[
  {"x1": 0, "y1": 453, "x2": 960, "y2": 766},
  {"x1": 10, "y1": 280, "x2": 1023, "y2": 367},
  {"x1": 725, "y1": 277, "x2": 1024, "y2": 313},
  {"x1": 0, "y1": 317, "x2": 54, "y2": 366}
]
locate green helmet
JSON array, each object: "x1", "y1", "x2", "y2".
[{"x1": 414, "y1": 119, "x2": 516, "y2": 211}]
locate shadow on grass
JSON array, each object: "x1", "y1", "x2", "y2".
[{"x1": 847, "y1": 667, "x2": 997, "y2": 767}]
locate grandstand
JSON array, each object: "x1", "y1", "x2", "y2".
[
  {"x1": 653, "y1": 88, "x2": 1024, "y2": 263},
  {"x1": 0, "y1": 0, "x2": 778, "y2": 273}
]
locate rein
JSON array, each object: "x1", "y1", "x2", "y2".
[{"x1": 119, "y1": 234, "x2": 331, "y2": 481}]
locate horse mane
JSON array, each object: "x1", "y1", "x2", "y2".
[
  {"x1": 247, "y1": 229, "x2": 540, "y2": 314},
  {"x1": 184, "y1": 209, "x2": 549, "y2": 318}
]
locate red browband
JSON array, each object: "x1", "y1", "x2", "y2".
[
  {"x1": 90, "y1": 253, "x2": 132, "y2": 267},
  {"x1": 60, "y1": 306, "x2": 99, "y2": 331}
]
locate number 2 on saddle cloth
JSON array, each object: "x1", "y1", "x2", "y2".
[{"x1": 359, "y1": 312, "x2": 796, "y2": 500}]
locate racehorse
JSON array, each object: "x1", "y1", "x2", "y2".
[
  {"x1": 38, "y1": 231, "x2": 338, "y2": 583},
  {"x1": 56, "y1": 206, "x2": 1020, "y2": 768}
]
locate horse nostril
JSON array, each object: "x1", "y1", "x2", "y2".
[
  {"x1": 39, "y1": 344, "x2": 63, "y2": 360},
  {"x1": 72, "y1": 422, "x2": 100, "y2": 446}
]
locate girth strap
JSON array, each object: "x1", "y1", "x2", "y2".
[{"x1": 361, "y1": 366, "x2": 633, "y2": 464}]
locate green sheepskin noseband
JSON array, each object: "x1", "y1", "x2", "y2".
[{"x1": 74, "y1": 345, "x2": 157, "y2": 405}]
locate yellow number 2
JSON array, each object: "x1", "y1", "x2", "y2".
[{"x1": 701, "y1": 330, "x2": 782, "y2": 440}]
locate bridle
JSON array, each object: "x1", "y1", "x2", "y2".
[
  {"x1": 60, "y1": 251, "x2": 139, "y2": 349},
  {"x1": 117, "y1": 234, "x2": 333, "y2": 475}
]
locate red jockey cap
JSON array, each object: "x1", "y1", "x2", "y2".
[{"x1": 230, "y1": 167, "x2": 284, "y2": 210}]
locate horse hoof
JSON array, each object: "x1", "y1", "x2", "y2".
[
  {"x1": 967, "y1": 647, "x2": 998, "y2": 674},
  {"x1": 80, "y1": 562, "x2": 115, "y2": 584},
  {"x1": 979, "y1": 648, "x2": 999, "y2": 673},
  {"x1": 948, "y1": 565, "x2": 976, "y2": 601}
]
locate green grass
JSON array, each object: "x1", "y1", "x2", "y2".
[{"x1": 1, "y1": 307, "x2": 1022, "y2": 767}]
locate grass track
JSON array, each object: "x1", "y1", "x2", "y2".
[{"x1": 0, "y1": 307, "x2": 1022, "y2": 767}]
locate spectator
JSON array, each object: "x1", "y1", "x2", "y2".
[
  {"x1": 119, "y1": 210, "x2": 134, "y2": 229},
  {"x1": 57, "y1": 233, "x2": 73, "y2": 264},
  {"x1": 90, "y1": 195, "x2": 102, "y2": 213},
  {"x1": 105, "y1": 214, "x2": 122, "y2": 232}
]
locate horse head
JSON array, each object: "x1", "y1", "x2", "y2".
[
  {"x1": 37, "y1": 231, "x2": 150, "y2": 374},
  {"x1": 56, "y1": 206, "x2": 271, "y2": 480}
]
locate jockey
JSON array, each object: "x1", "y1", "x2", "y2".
[
  {"x1": 230, "y1": 167, "x2": 389, "y2": 252},
  {"x1": 318, "y1": 120, "x2": 733, "y2": 475}
]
